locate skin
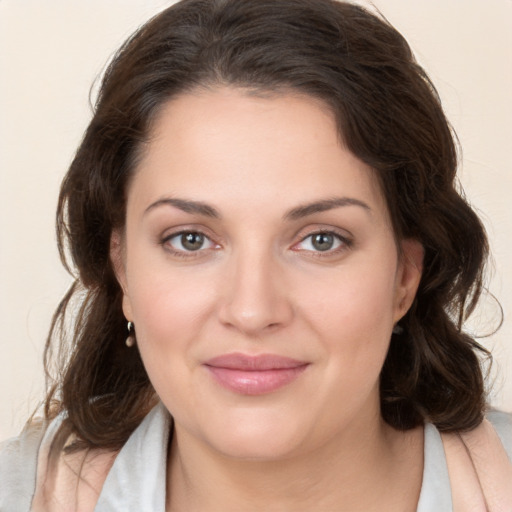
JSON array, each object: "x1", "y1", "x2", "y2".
[{"x1": 112, "y1": 87, "x2": 425, "y2": 511}]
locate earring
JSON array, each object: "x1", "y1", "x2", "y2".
[
  {"x1": 126, "y1": 321, "x2": 135, "y2": 347},
  {"x1": 392, "y1": 324, "x2": 404, "y2": 335}
]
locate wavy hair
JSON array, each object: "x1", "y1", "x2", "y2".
[{"x1": 44, "y1": 0, "x2": 491, "y2": 450}]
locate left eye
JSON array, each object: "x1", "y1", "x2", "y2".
[
  {"x1": 165, "y1": 231, "x2": 216, "y2": 252},
  {"x1": 295, "y1": 232, "x2": 345, "y2": 252}
]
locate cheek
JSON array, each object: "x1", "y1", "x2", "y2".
[
  {"x1": 299, "y1": 259, "x2": 398, "y2": 387},
  {"x1": 123, "y1": 249, "x2": 219, "y2": 379},
  {"x1": 125, "y1": 272, "x2": 215, "y2": 414},
  {"x1": 128, "y1": 272, "x2": 214, "y2": 344},
  {"x1": 303, "y1": 259, "x2": 398, "y2": 338}
]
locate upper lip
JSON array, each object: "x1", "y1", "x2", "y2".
[{"x1": 204, "y1": 353, "x2": 308, "y2": 371}]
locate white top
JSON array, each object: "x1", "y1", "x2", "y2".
[{"x1": 1, "y1": 403, "x2": 511, "y2": 511}]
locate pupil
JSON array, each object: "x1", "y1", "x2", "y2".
[
  {"x1": 182, "y1": 233, "x2": 204, "y2": 251},
  {"x1": 312, "y1": 233, "x2": 333, "y2": 251}
]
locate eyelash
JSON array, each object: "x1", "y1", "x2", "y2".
[
  {"x1": 159, "y1": 228, "x2": 353, "y2": 258},
  {"x1": 160, "y1": 230, "x2": 219, "y2": 258},
  {"x1": 292, "y1": 230, "x2": 353, "y2": 257}
]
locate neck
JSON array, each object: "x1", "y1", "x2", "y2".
[{"x1": 166, "y1": 410, "x2": 423, "y2": 512}]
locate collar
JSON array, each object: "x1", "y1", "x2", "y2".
[
  {"x1": 95, "y1": 402, "x2": 170, "y2": 511},
  {"x1": 416, "y1": 423, "x2": 452, "y2": 511},
  {"x1": 94, "y1": 403, "x2": 451, "y2": 512}
]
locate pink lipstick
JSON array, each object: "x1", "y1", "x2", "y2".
[{"x1": 204, "y1": 353, "x2": 309, "y2": 395}]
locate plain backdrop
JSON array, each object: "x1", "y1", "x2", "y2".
[{"x1": 1, "y1": 0, "x2": 511, "y2": 440}]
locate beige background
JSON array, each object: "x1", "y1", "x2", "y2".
[{"x1": 1, "y1": 0, "x2": 511, "y2": 440}]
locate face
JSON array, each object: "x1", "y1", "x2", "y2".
[{"x1": 113, "y1": 87, "x2": 422, "y2": 460}]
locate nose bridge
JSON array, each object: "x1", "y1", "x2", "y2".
[{"x1": 219, "y1": 242, "x2": 292, "y2": 334}]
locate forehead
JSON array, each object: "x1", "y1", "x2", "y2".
[{"x1": 129, "y1": 87, "x2": 388, "y2": 220}]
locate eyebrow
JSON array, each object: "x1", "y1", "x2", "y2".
[
  {"x1": 144, "y1": 197, "x2": 221, "y2": 218},
  {"x1": 284, "y1": 197, "x2": 371, "y2": 221},
  {"x1": 144, "y1": 195, "x2": 371, "y2": 220}
]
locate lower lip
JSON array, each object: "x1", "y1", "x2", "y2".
[{"x1": 205, "y1": 365, "x2": 308, "y2": 395}]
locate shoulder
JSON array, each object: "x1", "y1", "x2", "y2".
[
  {"x1": 441, "y1": 410, "x2": 512, "y2": 511},
  {"x1": 9, "y1": 402, "x2": 167, "y2": 512},
  {"x1": 32, "y1": 440, "x2": 118, "y2": 512},
  {"x1": 0, "y1": 417, "x2": 49, "y2": 511},
  {"x1": 486, "y1": 409, "x2": 512, "y2": 457},
  {"x1": 0, "y1": 413, "x2": 119, "y2": 512},
  {"x1": 31, "y1": 430, "x2": 119, "y2": 512}
]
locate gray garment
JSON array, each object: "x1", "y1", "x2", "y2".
[
  {"x1": 1, "y1": 403, "x2": 511, "y2": 511},
  {"x1": 417, "y1": 410, "x2": 512, "y2": 511},
  {"x1": 0, "y1": 417, "x2": 48, "y2": 512}
]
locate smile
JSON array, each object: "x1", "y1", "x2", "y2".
[{"x1": 204, "y1": 353, "x2": 309, "y2": 395}]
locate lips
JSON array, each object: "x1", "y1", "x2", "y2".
[{"x1": 204, "y1": 353, "x2": 309, "y2": 395}]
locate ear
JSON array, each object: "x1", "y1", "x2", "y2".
[
  {"x1": 393, "y1": 239, "x2": 424, "y2": 323},
  {"x1": 110, "y1": 230, "x2": 133, "y2": 321}
]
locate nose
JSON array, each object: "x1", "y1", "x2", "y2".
[{"x1": 217, "y1": 247, "x2": 294, "y2": 336}]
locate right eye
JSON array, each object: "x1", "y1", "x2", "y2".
[{"x1": 163, "y1": 231, "x2": 217, "y2": 253}]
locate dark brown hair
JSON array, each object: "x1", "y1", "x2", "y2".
[{"x1": 44, "y1": 0, "x2": 491, "y2": 450}]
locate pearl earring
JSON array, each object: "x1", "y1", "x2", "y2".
[{"x1": 126, "y1": 321, "x2": 135, "y2": 347}]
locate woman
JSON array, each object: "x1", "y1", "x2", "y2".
[{"x1": 1, "y1": 0, "x2": 511, "y2": 510}]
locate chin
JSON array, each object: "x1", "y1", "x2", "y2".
[
  {"x1": 199, "y1": 408, "x2": 310, "y2": 461},
  {"x1": 211, "y1": 433, "x2": 304, "y2": 462}
]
